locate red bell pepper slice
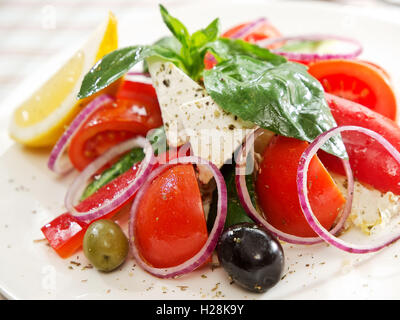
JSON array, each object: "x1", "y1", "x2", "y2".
[{"x1": 41, "y1": 164, "x2": 140, "y2": 258}]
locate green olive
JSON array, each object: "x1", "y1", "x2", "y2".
[{"x1": 83, "y1": 219, "x2": 129, "y2": 272}]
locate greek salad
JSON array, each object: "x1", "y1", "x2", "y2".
[{"x1": 11, "y1": 5, "x2": 400, "y2": 294}]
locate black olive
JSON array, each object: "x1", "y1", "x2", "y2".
[{"x1": 217, "y1": 222, "x2": 284, "y2": 293}]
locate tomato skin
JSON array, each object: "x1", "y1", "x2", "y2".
[
  {"x1": 358, "y1": 60, "x2": 391, "y2": 82},
  {"x1": 68, "y1": 80, "x2": 162, "y2": 171},
  {"x1": 134, "y1": 164, "x2": 208, "y2": 268},
  {"x1": 41, "y1": 164, "x2": 141, "y2": 258},
  {"x1": 319, "y1": 94, "x2": 400, "y2": 195},
  {"x1": 308, "y1": 59, "x2": 397, "y2": 120},
  {"x1": 256, "y1": 135, "x2": 345, "y2": 237}
]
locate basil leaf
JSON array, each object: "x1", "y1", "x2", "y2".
[
  {"x1": 153, "y1": 36, "x2": 182, "y2": 53},
  {"x1": 78, "y1": 6, "x2": 220, "y2": 97},
  {"x1": 143, "y1": 36, "x2": 182, "y2": 73},
  {"x1": 203, "y1": 55, "x2": 347, "y2": 159},
  {"x1": 78, "y1": 45, "x2": 186, "y2": 99},
  {"x1": 80, "y1": 148, "x2": 145, "y2": 201},
  {"x1": 188, "y1": 18, "x2": 220, "y2": 80},
  {"x1": 206, "y1": 38, "x2": 286, "y2": 66},
  {"x1": 190, "y1": 18, "x2": 220, "y2": 50},
  {"x1": 159, "y1": 4, "x2": 190, "y2": 50}
]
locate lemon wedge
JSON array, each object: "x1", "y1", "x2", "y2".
[{"x1": 9, "y1": 12, "x2": 119, "y2": 147}]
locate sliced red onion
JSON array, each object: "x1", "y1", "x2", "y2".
[
  {"x1": 129, "y1": 156, "x2": 227, "y2": 279},
  {"x1": 47, "y1": 94, "x2": 114, "y2": 175},
  {"x1": 65, "y1": 136, "x2": 154, "y2": 224},
  {"x1": 298, "y1": 125, "x2": 400, "y2": 253},
  {"x1": 230, "y1": 17, "x2": 268, "y2": 39},
  {"x1": 235, "y1": 128, "x2": 354, "y2": 245},
  {"x1": 257, "y1": 34, "x2": 363, "y2": 61}
]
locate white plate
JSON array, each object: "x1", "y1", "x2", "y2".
[{"x1": 1, "y1": 0, "x2": 400, "y2": 300}]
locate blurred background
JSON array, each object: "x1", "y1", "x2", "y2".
[
  {"x1": 0, "y1": 0, "x2": 399, "y2": 300},
  {"x1": 0, "y1": 0, "x2": 398, "y2": 102}
]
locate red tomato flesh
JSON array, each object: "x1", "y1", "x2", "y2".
[
  {"x1": 256, "y1": 135, "x2": 345, "y2": 237},
  {"x1": 308, "y1": 59, "x2": 397, "y2": 120},
  {"x1": 68, "y1": 80, "x2": 162, "y2": 171},
  {"x1": 319, "y1": 94, "x2": 400, "y2": 195},
  {"x1": 134, "y1": 164, "x2": 208, "y2": 268}
]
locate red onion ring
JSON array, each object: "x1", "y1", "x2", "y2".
[
  {"x1": 235, "y1": 128, "x2": 354, "y2": 245},
  {"x1": 298, "y1": 125, "x2": 400, "y2": 253},
  {"x1": 65, "y1": 136, "x2": 154, "y2": 223},
  {"x1": 129, "y1": 156, "x2": 227, "y2": 279},
  {"x1": 257, "y1": 34, "x2": 363, "y2": 61},
  {"x1": 47, "y1": 94, "x2": 114, "y2": 174},
  {"x1": 229, "y1": 17, "x2": 268, "y2": 39}
]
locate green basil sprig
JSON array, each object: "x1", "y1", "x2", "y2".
[
  {"x1": 78, "y1": 5, "x2": 219, "y2": 99},
  {"x1": 77, "y1": 4, "x2": 346, "y2": 159}
]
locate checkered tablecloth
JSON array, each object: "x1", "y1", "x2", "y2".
[
  {"x1": 0, "y1": 0, "x2": 189, "y2": 103},
  {"x1": 0, "y1": 0, "x2": 398, "y2": 300},
  {"x1": 0, "y1": 0, "x2": 397, "y2": 104}
]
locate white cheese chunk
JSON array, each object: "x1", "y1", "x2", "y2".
[
  {"x1": 147, "y1": 57, "x2": 256, "y2": 183},
  {"x1": 332, "y1": 173, "x2": 400, "y2": 235},
  {"x1": 146, "y1": 57, "x2": 208, "y2": 147},
  {"x1": 180, "y1": 96, "x2": 255, "y2": 182}
]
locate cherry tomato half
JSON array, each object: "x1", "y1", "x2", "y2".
[
  {"x1": 134, "y1": 164, "x2": 208, "y2": 268},
  {"x1": 308, "y1": 59, "x2": 397, "y2": 120}
]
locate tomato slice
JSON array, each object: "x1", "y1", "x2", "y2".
[
  {"x1": 308, "y1": 59, "x2": 397, "y2": 120},
  {"x1": 41, "y1": 163, "x2": 141, "y2": 258},
  {"x1": 134, "y1": 164, "x2": 208, "y2": 268},
  {"x1": 319, "y1": 94, "x2": 400, "y2": 195},
  {"x1": 255, "y1": 135, "x2": 345, "y2": 237},
  {"x1": 68, "y1": 80, "x2": 163, "y2": 171}
]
